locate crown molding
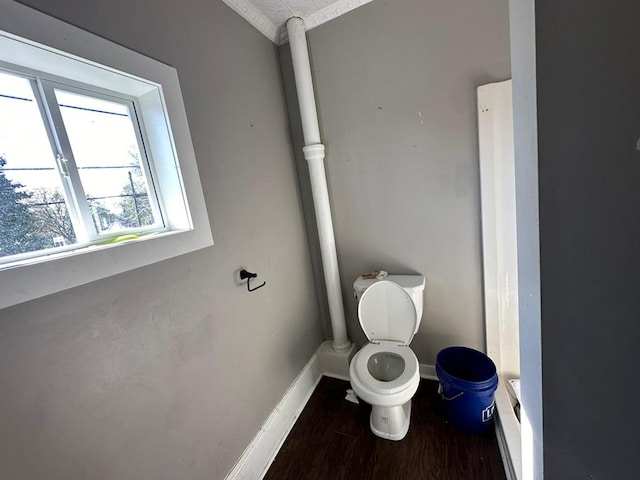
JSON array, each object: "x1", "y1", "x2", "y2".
[
  {"x1": 304, "y1": 0, "x2": 373, "y2": 32},
  {"x1": 224, "y1": 0, "x2": 374, "y2": 46},
  {"x1": 222, "y1": 0, "x2": 280, "y2": 44}
]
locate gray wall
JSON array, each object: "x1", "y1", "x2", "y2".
[
  {"x1": 536, "y1": 0, "x2": 640, "y2": 477},
  {"x1": 282, "y1": 0, "x2": 511, "y2": 361},
  {"x1": 0, "y1": 1, "x2": 323, "y2": 479}
]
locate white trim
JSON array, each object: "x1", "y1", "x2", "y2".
[
  {"x1": 279, "y1": 0, "x2": 374, "y2": 44},
  {"x1": 221, "y1": 0, "x2": 280, "y2": 44},
  {"x1": 222, "y1": 0, "x2": 374, "y2": 45},
  {"x1": 495, "y1": 383, "x2": 522, "y2": 480},
  {"x1": 508, "y1": 0, "x2": 544, "y2": 478},
  {"x1": 419, "y1": 363, "x2": 438, "y2": 381},
  {"x1": 304, "y1": 0, "x2": 374, "y2": 33},
  {"x1": 225, "y1": 354, "x2": 322, "y2": 480},
  {"x1": 477, "y1": 79, "x2": 523, "y2": 480},
  {"x1": 478, "y1": 79, "x2": 520, "y2": 380},
  {"x1": 496, "y1": 419, "x2": 517, "y2": 480},
  {"x1": 322, "y1": 372, "x2": 349, "y2": 381},
  {"x1": 316, "y1": 339, "x2": 356, "y2": 380}
]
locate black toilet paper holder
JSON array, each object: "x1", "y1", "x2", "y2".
[{"x1": 240, "y1": 269, "x2": 266, "y2": 292}]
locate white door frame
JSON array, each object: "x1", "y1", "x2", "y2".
[{"x1": 508, "y1": 1, "x2": 543, "y2": 479}]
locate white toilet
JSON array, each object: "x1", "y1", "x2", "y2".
[{"x1": 349, "y1": 274, "x2": 426, "y2": 441}]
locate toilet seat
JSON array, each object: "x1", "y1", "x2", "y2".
[{"x1": 351, "y1": 341, "x2": 419, "y2": 395}]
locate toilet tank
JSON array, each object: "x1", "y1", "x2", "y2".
[{"x1": 353, "y1": 274, "x2": 426, "y2": 329}]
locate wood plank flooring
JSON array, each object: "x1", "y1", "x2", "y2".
[{"x1": 265, "y1": 377, "x2": 506, "y2": 480}]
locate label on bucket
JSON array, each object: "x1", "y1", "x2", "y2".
[{"x1": 482, "y1": 399, "x2": 495, "y2": 422}]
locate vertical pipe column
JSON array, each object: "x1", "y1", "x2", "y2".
[{"x1": 286, "y1": 17, "x2": 351, "y2": 353}]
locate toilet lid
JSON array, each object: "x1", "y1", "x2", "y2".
[{"x1": 358, "y1": 280, "x2": 417, "y2": 345}]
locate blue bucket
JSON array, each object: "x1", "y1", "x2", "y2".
[{"x1": 436, "y1": 346, "x2": 498, "y2": 434}]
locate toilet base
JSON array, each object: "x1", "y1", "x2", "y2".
[{"x1": 369, "y1": 399, "x2": 412, "y2": 441}]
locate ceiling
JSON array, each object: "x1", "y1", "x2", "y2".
[{"x1": 222, "y1": 0, "x2": 373, "y2": 45}]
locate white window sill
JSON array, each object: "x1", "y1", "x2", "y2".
[{"x1": 0, "y1": 227, "x2": 212, "y2": 309}]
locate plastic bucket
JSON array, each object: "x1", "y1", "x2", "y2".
[{"x1": 436, "y1": 346, "x2": 498, "y2": 434}]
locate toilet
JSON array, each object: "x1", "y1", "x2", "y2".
[{"x1": 349, "y1": 274, "x2": 426, "y2": 441}]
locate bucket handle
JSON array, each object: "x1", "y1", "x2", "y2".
[{"x1": 438, "y1": 383, "x2": 464, "y2": 401}]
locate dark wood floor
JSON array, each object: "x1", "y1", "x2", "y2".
[{"x1": 265, "y1": 377, "x2": 506, "y2": 480}]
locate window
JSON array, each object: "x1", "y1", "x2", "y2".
[
  {"x1": 0, "y1": 2, "x2": 212, "y2": 308},
  {"x1": 0, "y1": 70, "x2": 163, "y2": 261}
]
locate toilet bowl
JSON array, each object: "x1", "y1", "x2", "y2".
[{"x1": 349, "y1": 276, "x2": 425, "y2": 441}]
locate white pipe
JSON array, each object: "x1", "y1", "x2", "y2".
[{"x1": 286, "y1": 17, "x2": 351, "y2": 353}]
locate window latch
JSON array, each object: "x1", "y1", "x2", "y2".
[{"x1": 56, "y1": 154, "x2": 70, "y2": 177}]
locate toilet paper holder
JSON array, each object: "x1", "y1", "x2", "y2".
[{"x1": 239, "y1": 269, "x2": 266, "y2": 292}]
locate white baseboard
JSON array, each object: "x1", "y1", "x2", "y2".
[
  {"x1": 494, "y1": 383, "x2": 522, "y2": 480},
  {"x1": 496, "y1": 418, "x2": 517, "y2": 480},
  {"x1": 316, "y1": 340, "x2": 356, "y2": 380},
  {"x1": 419, "y1": 363, "x2": 438, "y2": 381},
  {"x1": 225, "y1": 354, "x2": 322, "y2": 480},
  {"x1": 322, "y1": 371, "x2": 350, "y2": 381}
]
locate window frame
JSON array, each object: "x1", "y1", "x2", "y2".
[
  {"x1": 0, "y1": 1, "x2": 213, "y2": 309},
  {"x1": 1, "y1": 66, "x2": 168, "y2": 259},
  {"x1": 40, "y1": 79, "x2": 167, "y2": 238}
]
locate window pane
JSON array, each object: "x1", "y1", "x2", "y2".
[
  {"x1": 55, "y1": 89, "x2": 160, "y2": 234},
  {"x1": 0, "y1": 71, "x2": 76, "y2": 258}
]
